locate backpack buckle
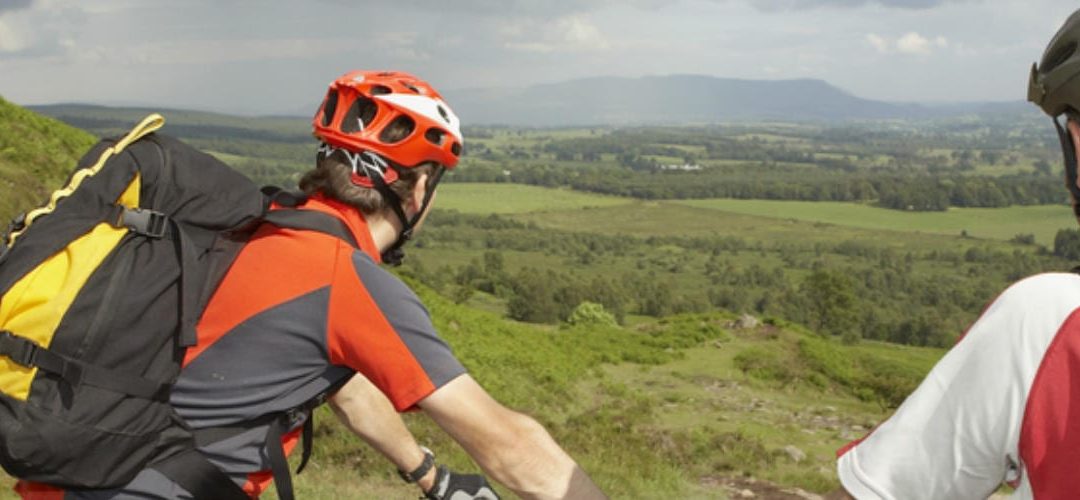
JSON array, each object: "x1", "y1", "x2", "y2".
[
  {"x1": 121, "y1": 207, "x2": 169, "y2": 238},
  {"x1": 0, "y1": 330, "x2": 38, "y2": 368}
]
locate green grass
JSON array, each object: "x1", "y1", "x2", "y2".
[
  {"x1": 436, "y1": 183, "x2": 632, "y2": 214},
  {"x1": 509, "y1": 199, "x2": 1016, "y2": 255},
  {"x1": 601, "y1": 319, "x2": 945, "y2": 494},
  {"x1": 0, "y1": 96, "x2": 97, "y2": 223},
  {"x1": 674, "y1": 198, "x2": 1076, "y2": 246},
  {"x1": 431, "y1": 183, "x2": 1071, "y2": 249}
]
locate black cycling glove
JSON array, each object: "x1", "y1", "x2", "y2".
[{"x1": 422, "y1": 465, "x2": 500, "y2": 500}]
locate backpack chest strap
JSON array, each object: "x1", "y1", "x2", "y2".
[{"x1": 0, "y1": 330, "x2": 170, "y2": 401}]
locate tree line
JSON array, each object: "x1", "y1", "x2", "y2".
[{"x1": 403, "y1": 211, "x2": 1079, "y2": 349}]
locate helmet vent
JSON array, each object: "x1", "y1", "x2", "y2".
[
  {"x1": 402, "y1": 82, "x2": 422, "y2": 94},
  {"x1": 437, "y1": 105, "x2": 450, "y2": 123},
  {"x1": 424, "y1": 128, "x2": 446, "y2": 146},
  {"x1": 1045, "y1": 41, "x2": 1078, "y2": 72},
  {"x1": 451, "y1": 142, "x2": 462, "y2": 157},
  {"x1": 320, "y1": 90, "x2": 339, "y2": 127},
  {"x1": 371, "y1": 85, "x2": 392, "y2": 96},
  {"x1": 342, "y1": 95, "x2": 378, "y2": 134},
  {"x1": 380, "y1": 115, "x2": 416, "y2": 144}
]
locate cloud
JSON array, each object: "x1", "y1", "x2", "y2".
[
  {"x1": 504, "y1": 15, "x2": 611, "y2": 53},
  {"x1": 0, "y1": 0, "x2": 33, "y2": 15},
  {"x1": 384, "y1": 0, "x2": 668, "y2": 19},
  {"x1": 0, "y1": 18, "x2": 29, "y2": 52},
  {"x1": 866, "y1": 32, "x2": 948, "y2": 54},
  {"x1": 896, "y1": 32, "x2": 948, "y2": 54},
  {"x1": 866, "y1": 33, "x2": 889, "y2": 53},
  {"x1": 750, "y1": 0, "x2": 969, "y2": 10}
]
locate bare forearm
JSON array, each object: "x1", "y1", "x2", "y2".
[
  {"x1": 422, "y1": 375, "x2": 606, "y2": 499},
  {"x1": 444, "y1": 408, "x2": 605, "y2": 499},
  {"x1": 496, "y1": 419, "x2": 609, "y2": 500},
  {"x1": 329, "y1": 374, "x2": 435, "y2": 490}
]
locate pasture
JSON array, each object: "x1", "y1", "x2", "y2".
[
  {"x1": 674, "y1": 198, "x2": 1075, "y2": 246},
  {"x1": 433, "y1": 183, "x2": 1074, "y2": 248},
  {"x1": 436, "y1": 182, "x2": 631, "y2": 214}
]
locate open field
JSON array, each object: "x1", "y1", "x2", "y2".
[
  {"x1": 674, "y1": 198, "x2": 1075, "y2": 247},
  {"x1": 506, "y1": 198, "x2": 1037, "y2": 253},
  {"x1": 436, "y1": 182, "x2": 632, "y2": 214},
  {"x1": 433, "y1": 183, "x2": 1074, "y2": 248}
]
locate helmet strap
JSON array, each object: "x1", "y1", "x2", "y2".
[
  {"x1": 1053, "y1": 116, "x2": 1080, "y2": 221},
  {"x1": 370, "y1": 165, "x2": 446, "y2": 266}
]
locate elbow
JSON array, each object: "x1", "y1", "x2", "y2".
[{"x1": 480, "y1": 412, "x2": 577, "y2": 498}]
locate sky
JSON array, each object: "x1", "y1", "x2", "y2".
[{"x1": 0, "y1": 0, "x2": 1077, "y2": 115}]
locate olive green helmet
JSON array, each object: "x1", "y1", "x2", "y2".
[{"x1": 1029, "y1": 8, "x2": 1080, "y2": 117}]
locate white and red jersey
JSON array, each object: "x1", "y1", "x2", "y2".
[{"x1": 837, "y1": 272, "x2": 1080, "y2": 499}]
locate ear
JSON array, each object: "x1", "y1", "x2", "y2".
[{"x1": 407, "y1": 173, "x2": 430, "y2": 214}]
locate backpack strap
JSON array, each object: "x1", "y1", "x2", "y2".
[
  {"x1": 191, "y1": 375, "x2": 352, "y2": 500},
  {"x1": 262, "y1": 208, "x2": 359, "y2": 249},
  {"x1": 0, "y1": 330, "x2": 169, "y2": 402}
]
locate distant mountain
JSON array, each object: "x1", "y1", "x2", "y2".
[
  {"x1": 23, "y1": 75, "x2": 1037, "y2": 131},
  {"x1": 443, "y1": 75, "x2": 1027, "y2": 126}
]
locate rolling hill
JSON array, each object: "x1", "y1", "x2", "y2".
[{"x1": 0, "y1": 96, "x2": 96, "y2": 225}]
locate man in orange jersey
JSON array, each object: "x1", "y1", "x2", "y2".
[{"x1": 17, "y1": 70, "x2": 604, "y2": 500}]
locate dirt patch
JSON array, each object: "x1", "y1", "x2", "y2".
[{"x1": 702, "y1": 476, "x2": 822, "y2": 500}]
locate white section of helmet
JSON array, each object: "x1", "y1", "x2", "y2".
[{"x1": 374, "y1": 93, "x2": 463, "y2": 143}]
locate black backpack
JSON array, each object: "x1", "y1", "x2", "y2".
[{"x1": 0, "y1": 114, "x2": 353, "y2": 499}]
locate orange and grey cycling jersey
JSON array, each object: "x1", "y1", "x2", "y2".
[{"x1": 17, "y1": 194, "x2": 466, "y2": 499}]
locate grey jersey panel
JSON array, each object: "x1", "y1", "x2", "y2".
[
  {"x1": 171, "y1": 286, "x2": 351, "y2": 428},
  {"x1": 350, "y1": 250, "x2": 466, "y2": 389}
]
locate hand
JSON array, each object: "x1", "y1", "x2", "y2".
[{"x1": 423, "y1": 465, "x2": 500, "y2": 500}]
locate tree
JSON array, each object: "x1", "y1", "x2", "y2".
[
  {"x1": 1054, "y1": 228, "x2": 1080, "y2": 261},
  {"x1": 507, "y1": 268, "x2": 561, "y2": 323},
  {"x1": 801, "y1": 269, "x2": 858, "y2": 337}
]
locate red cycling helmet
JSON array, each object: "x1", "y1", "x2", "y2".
[{"x1": 312, "y1": 70, "x2": 463, "y2": 171}]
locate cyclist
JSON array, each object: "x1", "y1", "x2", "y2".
[
  {"x1": 16, "y1": 70, "x2": 604, "y2": 499},
  {"x1": 832, "y1": 9, "x2": 1080, "y2": 499}
]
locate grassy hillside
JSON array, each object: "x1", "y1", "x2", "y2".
[
  {"x1": 297, "y1": 284, "x2": 944, "y2": 498},
  {"x1": 262, "y1": 283, "x2": 942, "y2": 499},
  {"x1": 3, "y1": 291, "x2": 932, "y2": 498},
  {"x1": 0, "y1": 97, "x2": 97, "y2": 224}
]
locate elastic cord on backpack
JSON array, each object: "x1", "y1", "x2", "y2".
[{"x1": 6, "y1": 114, "x2": 165, "y2": 247}]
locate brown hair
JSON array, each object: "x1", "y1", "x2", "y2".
[{"x1": 299, "y1": 149, "x2": 434, "y2": 215}]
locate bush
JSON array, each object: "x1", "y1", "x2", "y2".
[
  {"x1": 1054, "y1": 228, "x2": 1080, "y2": 261},
  {"x1": 566, "y1": 301, "x2": 618, "y2": 327}
]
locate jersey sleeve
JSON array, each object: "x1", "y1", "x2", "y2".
[
  {"x1": 836, "y1": 273, "x2": 1080, "y2": 499},
  {"x1": 327, "y1": 249, "x2": 466, "y2": 411}
]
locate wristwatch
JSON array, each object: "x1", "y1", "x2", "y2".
[{"x1": 399, "y1": 446, "x2": 435, "y2": 483}]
